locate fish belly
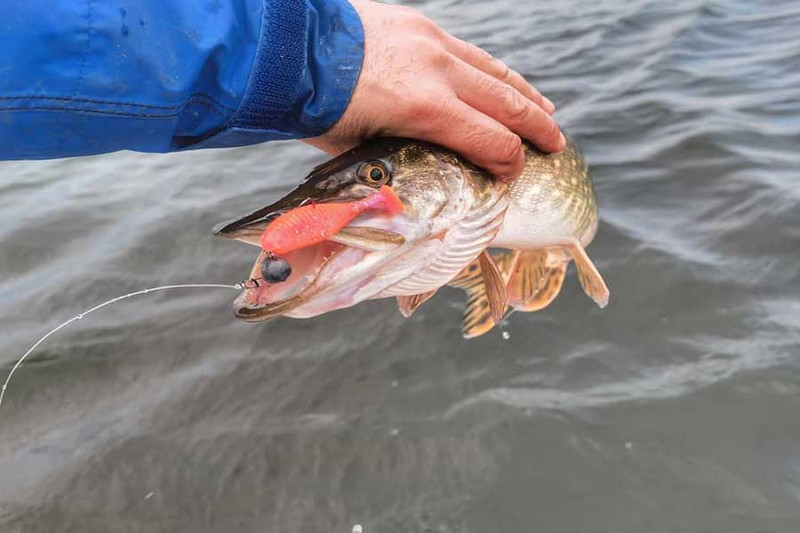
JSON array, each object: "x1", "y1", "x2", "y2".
[{"x1": 490, "y1": 203, "x2": 576, "y2": 250}]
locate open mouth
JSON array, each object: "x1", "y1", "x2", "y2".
[{"x1": 233, "y1": 241, "x2": 346, "y2": 321}]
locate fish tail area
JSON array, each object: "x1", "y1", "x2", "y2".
[{"x1": 562, "y1": 239, "x2": 610, "y2": 308}]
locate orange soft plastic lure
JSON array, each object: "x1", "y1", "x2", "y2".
[{"x1": 260, "y1": 185, "x2": 403, "y2": 256}]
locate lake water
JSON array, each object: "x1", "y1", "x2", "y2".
[{"x1": 1, "y1": 0, "x2": 799, "y2": 531}]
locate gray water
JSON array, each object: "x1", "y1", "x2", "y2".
[{"x1": 2, "y1": 0, "x2": 799, "y2": 531}]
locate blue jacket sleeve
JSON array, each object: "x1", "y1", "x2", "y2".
[{"x1": 0, "y1": 0, "x2": 364, "y2": 160}]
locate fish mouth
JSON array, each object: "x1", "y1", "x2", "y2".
[{"x1": 233, "y1": 241, "x2": 347, "y2": 322}]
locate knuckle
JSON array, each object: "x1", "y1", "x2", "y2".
[
  {"x1": 402, "y1": 9, "x2": 442, "y2": 37},
  {"x1": 527, "y1": 86, "x2": 544, "y2": 105},
  {"x1": 477, "y1": 74, "x2": 503, "y2": 97},
  {"x1": 496, "y1": 59, "x2": 512, "y2": 81},
  {"x1": 468, "y1": 41, "x2": 495, "y2": 63},
  {"x1": 511, "y1": 68, "x2": 529, "y2": 86},
  {"x1": 411, "y1": 36, "x2": 451, "y2": 70},
  {"x1": 509, "y1": 69, "x2": 530, "y2": 91},
  {"x1": 414, "y1": 98, "x2": 450, "y2": 125},
  {"x1": 434, "y1": 49, "x2": 454, "y2": 70},
  {"x1": 419, "y1": 16, "x2": 443, "y2": 37},
  {"x1": 492, "y1": 132, "x2": 523, "y2": 164},
  {"x1": 420, "y1": 43, "x2": 453, "y2": 69},
  {"x1": 505, "y1": 88, "x2": 529, "y2": 122}
]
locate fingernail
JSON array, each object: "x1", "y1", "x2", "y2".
[{"x1": 543, "y1": 97, "x2": 556, "y2": 115}]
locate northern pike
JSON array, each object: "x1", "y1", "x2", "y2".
[{"x1": 215, "y1": 136, "x2": 608, "y2": 338}]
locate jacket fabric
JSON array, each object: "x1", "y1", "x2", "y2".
[{"x1": 0, "y1": 0, "x2": 364, "y2": 159}]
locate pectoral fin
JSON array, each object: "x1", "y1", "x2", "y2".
[
  {"x1": 562, "y1": 239, "x2": 609, "y2": 308},
  {"x1": 328, "y1": 226, "x2": 406, "y2": 252},
  {"x1": 397, "y1": 289, "x2": 438, "y2": 318},
  {"x1": 478, "y1": 250, "x2": 508, "y2": 325}
]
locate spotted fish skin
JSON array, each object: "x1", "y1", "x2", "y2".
[
  {"x1": 219, "y1": 135, "x2": 607, "y2": 327},
  {"x1": 446, "y1": 137, "x2": 608, "y2": 338},
  {"x1": 492, "y1": 139, "x2": 598, "y2": 251}
]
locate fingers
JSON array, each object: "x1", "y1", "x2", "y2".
[
  {"x1": 443, "y1": 35, "x2": 555, "y2": 115},
  {"x1": 413, "y1": 98, "x2": 526, "y2": 180},
  {"x1": 452, "y1": 59, "x2": 566, "y2": 155},
  {"x1": 302, "y1": 136, "x2": 356, "y2": 156},
  {"x1": 316, "y1": 1, "x2": 565, "y2": 180}
]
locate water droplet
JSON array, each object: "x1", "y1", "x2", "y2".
[
  {"x1": 389, "y1": 428, "x2": 399, "y2": 436},
  {"x1": 353, "y1": 525, "x2": 363, "y2": 533},
  {"x1": 499, "y1": 319, "x2": 511, "y2": 340},
  {"x1": 391, "y1": 380, "x2": 399, "y2": 388}
]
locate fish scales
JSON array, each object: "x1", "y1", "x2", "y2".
[{"x1": 217, "y1": 134, "x2": 608, "y2": 332}]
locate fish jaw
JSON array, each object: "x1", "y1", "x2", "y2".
[
  {"x1": 232, "y1": 176, "x2": 507, "y2": 321},
  {"x1": 285, "y1": 189, "x2": 508, "y2": 317},
  {"x1": 232, "y1": 212, "x2": 433, "y2": 320},
  {"x1": 280, "y1": 215, "x2": 431, "y2": 318},
  {"x1": 233, "y1": 242, "x2": 346, "y2": 321}
]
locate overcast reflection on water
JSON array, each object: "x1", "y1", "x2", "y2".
[{"x1": 1, "y1": 0, "x2": 800, "y2": 531}]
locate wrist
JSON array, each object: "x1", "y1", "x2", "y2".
[{"x1": 232, "y1": 0, "x2": 365, "y2": 139}]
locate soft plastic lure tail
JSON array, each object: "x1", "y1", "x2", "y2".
[{"x1": 260, "y1": 185, "x2": 403, "y2": 256}]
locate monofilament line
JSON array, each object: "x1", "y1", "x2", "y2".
[{"x1": 0, "y1": 283, "x2": 243, "y2": 412}]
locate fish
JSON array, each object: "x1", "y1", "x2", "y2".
[{"x1": 214, "y1": 135, "x2": 608, "y2": 337}]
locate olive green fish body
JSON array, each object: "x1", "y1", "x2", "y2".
[
  {"x1": 217, "y1": 135, "x2": 607, "y2": 328},
  {"x1": 492, "y1": 139, "x2": 598, "y2": 250}
]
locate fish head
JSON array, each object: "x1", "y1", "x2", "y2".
[{"x1": 215, "y1": 138, "x2": 494, "y2": 321}]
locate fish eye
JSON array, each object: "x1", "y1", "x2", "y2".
[{"x1": 358, "y1": 161, "x2": 390, "y2": 187}]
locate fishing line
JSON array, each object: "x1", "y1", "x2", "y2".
[
  {"x1": 0, "y1": 282, "x2": 253, "y2": 412},
  {"x1": 499, "y1": 308, "x2": 516, "y2": 340}
]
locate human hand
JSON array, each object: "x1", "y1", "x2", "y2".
[{"x1": 305, "y1": 0, "x2": 565, "y2": 181}]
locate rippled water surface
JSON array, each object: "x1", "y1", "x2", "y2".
[{"x1": 2, "y1": 0, "x2": 800, "y2": 531}]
